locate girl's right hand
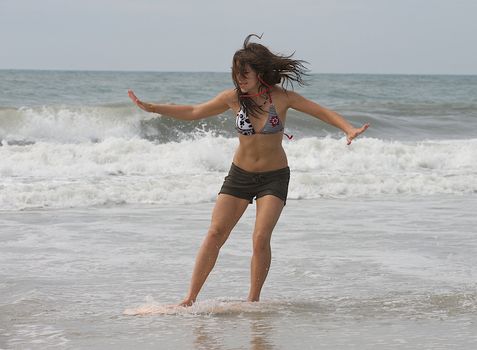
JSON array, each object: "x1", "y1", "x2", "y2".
[{"x1": 128, "y1": 90, "x2": 153, "y2": 112}]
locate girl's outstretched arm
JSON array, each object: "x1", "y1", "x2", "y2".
[
  {"x1": 288, "y1": 91, "x2": 369, "y2": 145},
  {"x1": 128, "y1": 89, "x2": 233, "y2": 121}
]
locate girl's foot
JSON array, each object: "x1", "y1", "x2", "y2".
[{"x1": 178, "y1": 298, "x2": 195, "y2": 307}]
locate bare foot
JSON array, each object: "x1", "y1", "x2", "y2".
[{"x1": 178, "y1": 298, "x2": 195, "y2": 307}]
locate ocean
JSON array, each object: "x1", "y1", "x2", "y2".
[{"x1": 1, "y1": 70, "x2": 476, "y2": 349}]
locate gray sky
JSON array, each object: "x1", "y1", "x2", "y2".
[{"x1": 1, "y1": 0, "x2": 476, "y2": 74}]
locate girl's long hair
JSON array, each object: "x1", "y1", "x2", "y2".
[{"x1": 232, "y1": 34, "x2": 309, "y2": 118}]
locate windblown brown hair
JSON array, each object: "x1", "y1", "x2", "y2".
[{"x1": 232, "y1": 34, "x2": 309, "y2": 118}]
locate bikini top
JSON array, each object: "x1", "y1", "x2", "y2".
[{"x1": 235, "y1": 92, "x2": 284, "y2": 136}]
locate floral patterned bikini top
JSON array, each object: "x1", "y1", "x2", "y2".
[{"x1": 235, "y1": 92, "x2": 284, "y2": 136}]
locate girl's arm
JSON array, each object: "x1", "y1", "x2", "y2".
[
  {"x1": 128, "y1": 89, "x2": 233, "y2": 121},
  {"x1": 288, "y1": 91, "x2": 369, "y2": 145}
]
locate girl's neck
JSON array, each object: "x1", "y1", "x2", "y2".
[{"x1": 241, "y1": 86, "x2": 269, "y2": 98}]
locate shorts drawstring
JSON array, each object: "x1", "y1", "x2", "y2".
[{"x1": 252, "y1": 174, "x2": 266, "y2": 184}]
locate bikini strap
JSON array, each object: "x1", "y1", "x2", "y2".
[{"x1": 240, "y1": 89, "x2": 269, "y2": 98}]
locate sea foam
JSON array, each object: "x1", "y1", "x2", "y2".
[{"x1": 1, "y1": 135, "x2": 476, "y2": 210}]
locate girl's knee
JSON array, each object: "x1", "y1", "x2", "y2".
[
  {"x1": 252, "y1": 232, "x2": 271, "y2": 253},
  {"x1": 207, "y1": 226, "x2": 230, "y2": 247}
]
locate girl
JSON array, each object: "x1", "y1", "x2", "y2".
[{"x1": 128, "y1": 34, "x2": 369, "y2": 306}]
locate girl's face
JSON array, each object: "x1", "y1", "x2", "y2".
[{"x1": 236, "y1": 64, "x2": 259, "y2": 93}]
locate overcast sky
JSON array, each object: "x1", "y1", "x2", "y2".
[{"x1": 1, "y1": 0, "x2": 476, "y2": 74}]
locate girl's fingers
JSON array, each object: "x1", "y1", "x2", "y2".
[
  {"x1": 128, "y1": 90, "x2": 139, "y2": 103},
  {"x1": 360, "y1": 123, "x2": 370, "y2": 134},
  {"x1": 346, "y1": 124, "x2": 370, "y2": 145}
]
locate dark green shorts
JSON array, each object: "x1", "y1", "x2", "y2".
[{"x1": 219, "y1": 163, "x2": 290, "y2": 205}]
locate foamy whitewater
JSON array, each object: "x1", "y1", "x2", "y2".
[{"x1": 1, "y1": 70, "x2": 476, "y2": 349}]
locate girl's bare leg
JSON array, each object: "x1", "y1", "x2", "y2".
[
  {"x1": 179, "y1": 194, "x2": 249, "y2": 306},
  {"x1": 248, "y1": 195, "x2": 284, "y2": 302}
]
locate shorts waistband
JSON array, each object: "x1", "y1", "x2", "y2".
[{"x1": 230, "y1": 163, "x2": 290, "y2": 176}]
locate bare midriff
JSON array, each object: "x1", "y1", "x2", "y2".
[{"x1": 232, "y1": 133, "x2": 288, "y2": 172}]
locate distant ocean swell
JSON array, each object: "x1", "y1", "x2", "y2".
[{"x1": 2, "y1": 102, "x2": 477, "y2": 145}]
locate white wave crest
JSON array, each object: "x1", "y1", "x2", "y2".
[
  {"x1": 1, "y1": 136, "x2": 476, "y2": 210},
  {"x1": 0, "y1": 105, "x2": 145, "y2": 144}
]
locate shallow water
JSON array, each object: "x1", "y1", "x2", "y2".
[{"x1": 1, "y1": 195, "x2": 476, "y2": 349}]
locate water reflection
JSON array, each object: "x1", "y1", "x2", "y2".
[
  {"x1": 250, "y1": 316, "x2": 274, "y2": 350},
  {"x1": 193, "y1": 322, "x2": 222, "y2": 350},
  {"x1": 192, "y1": 314, "x2": 275, "y2": 350}
]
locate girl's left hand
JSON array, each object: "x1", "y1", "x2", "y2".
[
  {"x1": 128, "y1": 90, "x2": 153, "y2": 112},
  {"x1": 346, "y1": 123, "x2": 370, "y2": 145}
]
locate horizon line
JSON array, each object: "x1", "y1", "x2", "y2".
[{"x1": 0, "y1": 68, "x2": 476, "y2": 77}]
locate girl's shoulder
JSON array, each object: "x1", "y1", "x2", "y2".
[
  {"x1": 271, "y1": 86, "x2": 301, "y2": 105},
  {"x1": 220, "y1": 88, "x2": 238, "y2": 103}
]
